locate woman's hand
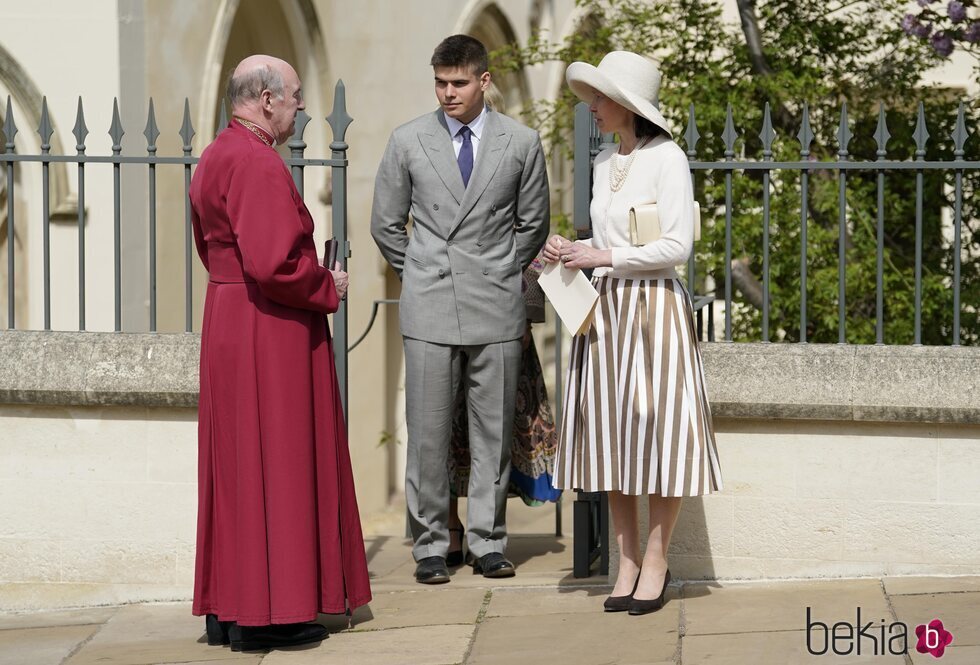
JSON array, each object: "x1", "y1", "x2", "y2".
[
  {"x1": 541, "y1": 234, "x2": 570, "y2": 263},
  {"x1": 559, "y1": 243, "x2": 612, "y2": 270}
]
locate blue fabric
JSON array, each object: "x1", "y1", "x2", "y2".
[
  {"x1": 510, "y1": 467, "x2": 562, "y2": 506},
  {"x1": 457, "y1": 126, "x2": 473, "y2": 187}
]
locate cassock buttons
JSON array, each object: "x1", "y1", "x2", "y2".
[
  {"x1": 482, "y1": 268, "x2": 489, "y2": 275},
  {"x1": 447, "y1": 240, "x2": 454, "y2": 246},
  {"x1": 433, "y1": 203, "x2": 439, "y2": 210},
  {"x1": 438, "y1": 268, "x2": 446, "y2": 278},
  {"x1": 490, "y1": 204, "x2": 497, "y2": 214}
]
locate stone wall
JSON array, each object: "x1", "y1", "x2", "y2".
[{"x1": 1, "y1": 331, "x2": 978, "y2": 610}]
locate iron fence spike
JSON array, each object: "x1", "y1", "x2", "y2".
[
  {"x1": 38, "y1": 96, "x2": 53, "y2": 152},
  {"x1": 291, "y1": 108, "x2": 311, "y2": 143},
  {"x1": 837, "y1": 102, "x2": 852, "y2": 156},
  {"x1": 796, "y1": 102, "x2": 814, "y2": 156},
  {"x1": 326, "y1": 79, "x2": 353, "y2": 144},
  {"x1": 144, "y1": 98, "x2": 160, "y2": 153},
  {"x1": 759, "y1": 102, "x2": 776, "y2": 157},
  {"x1": 217, "y1": 98, "x2": 228, "y2": 137},
  {"x1": 722, "y1": 103, "x2": 738, "y2": 155},
  {"x1": 874, "y1": 102, "x2": 890, "y2": 159},
  {"x1": 179, "y1": 98, "x2": 195, "y2": 152},
  {"x1": 2, "y1": 96, "x2": 17, "y2": 149},
  {"x1": 913, "y1": 101, "x2": 929, "y2": 157},
  {"x1": 952, "y1": 102, "x2": 967, "y2": 157},
  {"x1": 109, "y1": 98, "x2": 125, "y2": 152},
  {"x1": 72, "y1": 96, "x2": 89, "y2": 153},
  {"x1": 684, "y1": 103, "x2": 700, "y2": 157}
]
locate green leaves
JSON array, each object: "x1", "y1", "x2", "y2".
[{"x1": 492, "y1": 0, "x2": 979, "y2": 344}]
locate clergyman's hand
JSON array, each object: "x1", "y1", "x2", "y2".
[{"x1": 330, "y1": 261, "x2": 348, "y2": 300}]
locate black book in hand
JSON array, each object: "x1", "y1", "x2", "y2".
[{"x1": 324, "y1": 238, "x2": 338, "y2": 269}]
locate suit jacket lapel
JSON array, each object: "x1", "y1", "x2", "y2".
[
  {"x1": 449, "y1": 111, "x2": 511, "y2": 237},
  {"x1": 419, "y1": 111, "x2": 465, "y2": 205}
]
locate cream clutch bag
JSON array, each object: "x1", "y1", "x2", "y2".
[{"x1": 628, "y1": 202, "x2": 701, "y2": 246}]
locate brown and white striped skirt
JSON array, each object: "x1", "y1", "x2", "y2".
[{"x1": 553, "y1": 276, "x2": 723, "y2": 496}]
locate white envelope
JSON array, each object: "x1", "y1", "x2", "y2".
[{"x1": 539, "y1": 261, "x2": 599, "y2": 336}]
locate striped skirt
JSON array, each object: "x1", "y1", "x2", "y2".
[{"x1": 553, "y1": 276, "x2": 723, "y2": 496}]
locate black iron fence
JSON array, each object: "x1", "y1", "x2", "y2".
[
  {"x1": 570, "y1": 101, "x2": 980, "y2": 346},
  {"x1": 0, "y1": 80, "x2": 353, "y2": 410}
]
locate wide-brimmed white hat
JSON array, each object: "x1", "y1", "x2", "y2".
[{"x1": 566, "y1": 51, "x2": 671, "y2": 137}]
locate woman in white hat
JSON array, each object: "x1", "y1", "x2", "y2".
[{"x1": 542, "y1": 51, "x2": 723, "y2": 615}]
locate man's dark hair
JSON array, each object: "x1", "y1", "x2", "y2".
[
  {"x1": 634, "y1": 114, "x2": 668, "y2": 141},
  {"x1": 430, "y1": 35, "x2": 489, "y2": 75}
]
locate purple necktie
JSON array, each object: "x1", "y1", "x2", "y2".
[{"x1": 457, "y1": 126, "x2": 473, "y2": 187}]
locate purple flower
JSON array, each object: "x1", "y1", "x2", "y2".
[
  {"x1": 913, "y1": 20, "x2": 934, "y2": 38},
  {"x1": 931, "y1": 30, "x2": 955, "y2": 56},
  {"x1": 917, "y1": 0, "x2": 935, "y2": 6},
  {"x1": 965, "y1": 22, "x2": 980, "y2": 43},
  {"x1": 948, "y1": 0, "x2": 967, "y2": 22},
  {"x1": 902, "y1": 14, "x2": 920, "y2": 34}
]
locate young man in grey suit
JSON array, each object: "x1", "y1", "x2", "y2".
[{"x1": 371, "y1": 35, "x2": 550, "y2": 584}]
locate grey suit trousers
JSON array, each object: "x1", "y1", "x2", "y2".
[{"x1": 403, "y1": 336, "x2": 522, "y2": 561}]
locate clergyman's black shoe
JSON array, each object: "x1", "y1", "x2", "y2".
[
  {"x1": 471, "y1": 552, "x2": 516, "y2": 578},
  {"x1": 415, "y1": 555, "x2": 451, "y2": 584},
  {"x1": 229, "y1": 622, "x2": 328, "y2": 652},
  {"x1": 205, "y1": 614, "x2": 233, "y2": 645}
]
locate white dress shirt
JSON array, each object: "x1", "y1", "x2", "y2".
[
  {"x1": 584, "y1": 135, "x2": 696, "y2": 280},
  {"x1": 444, "y1": 106, "x2": 488, "y2": 163}
]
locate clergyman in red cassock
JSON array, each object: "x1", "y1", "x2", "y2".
[{"x1": 189, "y1": 55, "x2": 371, "y2": 652}]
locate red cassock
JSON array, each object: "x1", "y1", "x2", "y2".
[{"x1": 189, "y1": 121, "x2": 371, "y2": 625}]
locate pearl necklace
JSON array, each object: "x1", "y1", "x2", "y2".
[
  {"x1": 608, "y1": 138, "x2": 648, "y2": 192},
  {"x1": 234, "y1": 117, "x2": 274, "y2": 147}
]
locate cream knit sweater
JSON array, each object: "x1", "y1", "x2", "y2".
[{"x1": 581, "y1": 135, "x2": 695, "y2": 281}]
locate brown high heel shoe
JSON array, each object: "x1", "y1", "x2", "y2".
[
  {"x1": 603, "y1": 571, "x2": 641, "y2": 612},
  {"x1": 628, "y1": 569, "x2": 671, "y2": 616}
]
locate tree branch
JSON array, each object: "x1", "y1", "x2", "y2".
[
  {"x1": 736, "y1": 0, "x2": 775, "y2": 77},
  {"x1": 730, "y1": 257, "x2": 764, "y2": 309}
]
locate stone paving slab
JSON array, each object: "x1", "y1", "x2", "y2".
[
  {"x1": 890, "y1": 591, "x2": 980, "y2": 647},
  {"x1": 154, "y1": 648, "x2": 265, "y2": 665},
  {"x1": 883, "y1": 575, "x2": 980, "y2": 595},
  {"x1": 468, "y1": 607, "x2": 679, "y2": 665},
  {"x1": 262, "y1": 624, "x2": 475, "y2": 665},
  {"x1": 0, "y1": 624, "x2": 99, "y2": 665},
  {"x1": 681, "y1": 630, "x2": 906, "y2": 664},
  {"x1": 0, "y1": 606, "x2": 117, "y2": 630},
  {"x1": 682, "y1": 579, "x2": 891, "y2": 636},
  {"x1": 363, "y1": 535, "x2": 414, "y2": 581},
  {"x1": 318, "y1": 588, "x2": 487, "y2": 633},
  {"x1": 908, "y1": 645, "x2": 980, "y2": 665},
  {"x1": 64, "y1": 603, "x2": 247, "y2": 664},
  {"x1": 486, "y1": 587, "x2": 607, "y2": 617}
]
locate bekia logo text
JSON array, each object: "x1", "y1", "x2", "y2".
[{"x1": 806, "y1": 607, "x2": 954, "y2": 658}]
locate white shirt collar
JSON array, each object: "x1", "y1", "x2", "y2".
[{"x1": 444, "y1": 106, "x2": 488, "y2": 140}]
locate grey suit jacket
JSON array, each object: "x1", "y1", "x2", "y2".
[{"x1": 371, "y1": 109, "x2": 550, "y2": 345}]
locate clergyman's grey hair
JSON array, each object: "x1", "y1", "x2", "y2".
[{"x1": 227, "y1": 65, "x2": 285, "y2": 107}]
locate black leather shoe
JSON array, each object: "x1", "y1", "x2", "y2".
[
  {"x1": 446, "y1": 527, "x2": 465, "y2": 567},
  {"x1": 604, "y1": 572, "x2": 641, "y2": 612},
  {"x1": 471, "y1": 552, "x2": 516, "y2": 578},
  {"x1": 415, "y1": 555, "x2": 451, "y2": 584},
  {"x1": 628, "y1": 569, "x2": 671, "y2": 616},
  {"x1": 205, "y1": 614, "x2": 233, "y2": 645},
  {"x1": 229, "y1": 622, "x2": 328, "y2": 652}
]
